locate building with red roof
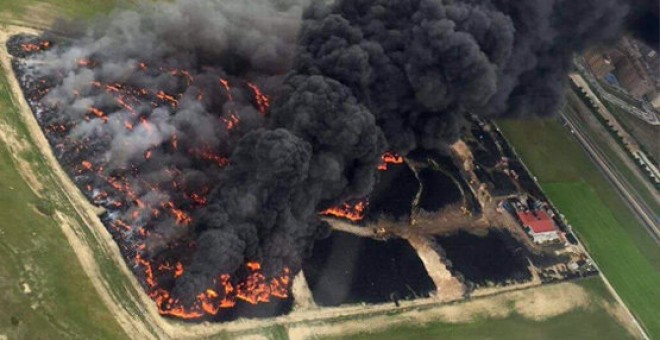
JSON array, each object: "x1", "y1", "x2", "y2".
[{"x1": 516, "y1": 210, "x2": 561, "y2": 244}]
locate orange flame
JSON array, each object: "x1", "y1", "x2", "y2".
[
  {"x1": 223, "y1": 113, "x2": 240, "y2": 131},
  {"x1": 174, "y1": 262, "x2": 184, "y2": 278},
  {"x1": 81, "y1": 160, "x2": 94, "y2": 171},
  {"x1": 321, "y1": 200, "x2": 368, "y2": 222},
  {"x1": 378, "y1": 151, "x2": 404, "y2": 171},
  {"x1": 219, "y1": 78, "x2": 233, "y2": 102},
  {"x1": 188, "y1": 146, "x2": 230, "y2": 167},
  {"x1": 140, "y1": 116, "x2": 154, "y2": 134},
  {"x1": 246, "y1": 82, "x2": 270, "y2": 115},
  {"x1": 163, "y1": 201, "x2": 193, "y2": 225},
  {"x1": 171, "y1": 134, "x2": 179, "y2": 150},
  {"x1": 168, "y1": 68, "x2": 194, "y2": 85},
  {"x1": 88, "y1": 107, "x2": 109, "y2": 123},
  {"x1": 156, "y1": 90, "x2": 179, "y2": 108},
  {"x1": 138, "y1": 261, "x2": 291, "y2": 319},
  {"x1": 246, "y1": 262, "x2": 261, "y2": 271}
]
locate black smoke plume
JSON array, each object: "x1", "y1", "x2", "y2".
[
  {"x1": 19, "y1": 0, "x2": 645, "y2": 313},
  {"x1": 291, "y1": 0, "x2": 630, "y2": 153}
]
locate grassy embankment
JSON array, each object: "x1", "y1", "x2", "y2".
[{"x1": 497, "y1": 116, "x2": 660, "y2": 338}]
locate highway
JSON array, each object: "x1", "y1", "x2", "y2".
[{"x1": 561, "y1": 112, "x2": 660, "y2": 244}]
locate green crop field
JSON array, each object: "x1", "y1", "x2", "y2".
[{"x1": 497, "y1": 117, "x2": 660, "y2": 338}]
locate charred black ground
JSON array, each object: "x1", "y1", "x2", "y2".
[
  {"x1": 434, "y1": 230, "x2": 533, "y2": 287},
  {"x1": 418, "y1": 168, "x2": 463, "y2": 213},
  {"x1": 365, "y1": 162, "x2": 419, "y2": 222},
  {"x1": 303, "y1": 231, "x2": 436, "y2": 306}
]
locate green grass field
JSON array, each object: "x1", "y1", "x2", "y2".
[
  {"x1": 324, "y1": 278, "x2": 635, "y2": 340},
  {"x1": 0, "y1": 73, "x2": 126, "y2": 338},
  {"x1": 0, "y1": 0, "x2": 128, "y2": 22},
  {"x1": 497, "y1": 117, "x2": 660, "y2": 338}
]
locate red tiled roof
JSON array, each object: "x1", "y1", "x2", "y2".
[{"x1": 516, "y1": 210, "x2": 558, "y2": 233}]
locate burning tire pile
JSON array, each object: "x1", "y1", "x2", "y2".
[
  {"x1": 10, "y1": 33, "x2": 298, "y2": 320},
  {"x1": 5, "y1": 0, "x2": 643, "y2": 323}
]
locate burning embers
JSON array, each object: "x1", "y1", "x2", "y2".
[
  {"x1": 10, "y1": 36, "x2": 295, "y2": 321},
  {"x1": 6, "y1": 35, "x2": 53, "y2": 59},
  {"x1": 21, "y1": 40, "x2": 51, "y2": 53}
]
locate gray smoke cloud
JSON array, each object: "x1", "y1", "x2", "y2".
[
  {"x1": 24, "y1": 0, "x2": 641, "y2": 309},
  {"x1": 35, "y1": 0, "x2": 305, "y2": 169}
]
